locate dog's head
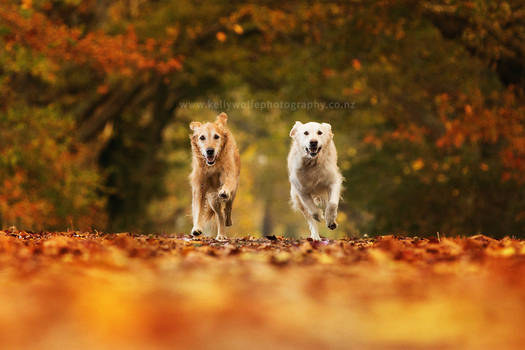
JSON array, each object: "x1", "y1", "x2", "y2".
[
  {"x1": 190, "y1": 112, "x2": 229, "y2": 166},
  {"x1": 289, "y1": 121, "x2": 333, "y2": 159}
]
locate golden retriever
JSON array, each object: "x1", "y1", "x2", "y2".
[
  {"x1": 189, "y1": 112, "x2": 240, "y2": 240},
  {"x1": 288, "y1": 121, "x2": 343, "y2": 240}
]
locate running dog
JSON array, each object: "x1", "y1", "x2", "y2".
[
  {"x1": 189, "y1": 112, "x2": 240, "y2": 240},
  {"x1": 288, "y1": 121, "x2": 343, "y2": 240}
]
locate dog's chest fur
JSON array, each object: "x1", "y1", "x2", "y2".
[
  {"x1": 294, "y1": 161, "x2": 331, "y2": 192},
  {"x1": 196, "y1": 166, "x2": 222, "y2": 190},
  {"x1": 288, "y1": 140, "x2": 338, "y2": 194}
]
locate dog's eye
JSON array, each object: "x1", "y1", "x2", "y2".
[
  {"x1": 304, "y1": 131, "x2": 309, "y2": 136},
  {"x1": 317, "y1": 130, "x2": 323, "y2": 135},
  {"x1": 199, "y1": 135, "x2": 206, "y2": 141},
  {"x1": 214, "y1": 134, "x2": 220, "y2": 139}
]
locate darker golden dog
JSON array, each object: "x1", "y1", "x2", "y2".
[{"x1": 189, "y1": 113, "x2": 240, "y2": 240}]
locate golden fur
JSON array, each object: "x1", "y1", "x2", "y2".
[{"x1": 189, "y1": 113, "x2": 240, "y2": 240}]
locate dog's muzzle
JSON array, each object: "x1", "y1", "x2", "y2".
[
  {"x1": 205, "y1": 148, "x2": 216, "y2": 166},
  {"x1": 306, "y1": 141, "x2": 321, "y2": 157}
]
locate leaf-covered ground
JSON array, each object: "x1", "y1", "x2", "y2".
[{"x1": 1, "y1": 230, "x2": 524, "y2": 350}]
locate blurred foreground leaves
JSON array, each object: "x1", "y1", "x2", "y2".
[{"x1": 1, "y1": 230, "x2": 525, "y2": 349}]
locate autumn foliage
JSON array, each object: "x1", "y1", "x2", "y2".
[
  {"x1": 1, "y1": 230, "x2": 525, "y2": 349},
  {"x1": 1, "y1": 2, "x2": 524, "y2": 347},
  {"x1": 0, "y1": 4, "x2": 182, "y2": 76},
  {"x1": 0, "y1": 0, "x2": 524, "y2": 235}
]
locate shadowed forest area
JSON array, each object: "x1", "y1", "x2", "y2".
[{"x1": 1, "y1": 0, "x2": 524, "y2": 238}]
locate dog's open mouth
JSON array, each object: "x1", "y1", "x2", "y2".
[
  {"x1": 306, "y1": 146, "x2": 321, "y2": 157},
  {"x1": 206, "y1": 156, "x2": 216, "y2": 166}
]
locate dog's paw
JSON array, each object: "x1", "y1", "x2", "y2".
[
  {"x1": 218, "y1": 189, "x2": 230, "y2": 200},
  {"x1": 191, "y1": 228, "x2": 202, "y2": 236},
  {"x1": 327, "y1": 221, "x2": 337, "y2": 230},
  {"x1": 310, "y1": 233, "x2": 322, "y2": 241},
  {"x1": 215, "y1": 234, "x2": 228, "y2": 241}
]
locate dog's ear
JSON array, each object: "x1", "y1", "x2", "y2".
[
  {"x1": 189, "y1": 121, "x2": 201, "y2": 131},
  {"x1": 289, "y1": 121, "x2": 303, "y2": 137},
  {"x1": 322, "y1": 123, "x2": 333, "y2": 137},
  {"x1": 216, "y1": 112, "x2": 228, "y2": 126}
]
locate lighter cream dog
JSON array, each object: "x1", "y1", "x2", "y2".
[
  {"x1": 288, "y1": 121, "x2": 343, "y2": 240},
  {"x1": 189, "y1": 113, "x2": 240, "y2": 240}
]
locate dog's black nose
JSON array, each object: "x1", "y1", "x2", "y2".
[
  {"x1": 206, "y1": 148, "x2": 215, "y2": 156},
  {"x1": 309, "y1": 140, "x2": 318, "y2": 148}
]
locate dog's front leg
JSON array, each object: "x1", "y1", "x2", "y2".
[
  {"x1": 191, "y1": 186, "x2": 204, "y2": 236},
  {"x1": 325, "y1": 178, "x2": 342, "y2": 230},
  {"x1": 218, "y1": 172, "x2": 237, "y2": 201},
  {"x1": 207, "y1": 193, "x2": 227, "y2": 240},
  {"x1": 291, "y1": 186, "x2": 321, "y2": 240},
  {"x1": 224, "y1": 200, "x2": 233, "y2": 227},
  {"x1": 296, "y1": 188, "x2": 323, "y2": 222}
]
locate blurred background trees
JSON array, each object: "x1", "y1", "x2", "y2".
[{"x1": 0, "y1": 0, "x2": 523, "y2": 237}]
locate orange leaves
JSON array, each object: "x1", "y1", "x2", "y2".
[
  {"x1": 434, "y1": 88, "x2": 525, "y2": 182},
  {"x1": 0, "y1": 232, "x2": 525, "y2": 349},
  {"x1": 411, "y1": 158, "x2": 424, "y2": 171},
  {"x1": 0, "y1": 170, "x2": 50, "y2": 227},
  {"x1": 0, "y1": 104, "x2": 106, "y2": 230},
  {"x1": 390, "y1": 123, "x2": 428, "y2": 144},
  {"x1": 20, "y1": 0, "x2": 32, "y2": 10},
  {"x1": 224, "y1": 4, "x2": 297, "y2": 45},
  {"x1": 96, "y1": 84, "x2": 109, "y2": 95},
  {"x1": 0, "y1": 5, "x2": 182, "y2": 76},
  {"x1": 216, "y1": 31, "x2": 227, "y2": 42},
  {"x1": 363, "y1": 132, "x2": 383, "y2": 149},
  {"x1": 352, "y1": 58, "x2": 361, "y2": 71},
  {"x1": 232, "y1": 24, "x2": 244, "y2": 35},
  {"x1": 464, "y1": 104, "x2": 473, "y2": 116},
  {"x1": 364, "y1": 123, "x2": 428, "y2": 148},
  {"x1": 322, "y1": 68, "x2": 336, "y2": 78},
  {"x1": 436, "y1": 90, "x2": 517, "y2": 148}
]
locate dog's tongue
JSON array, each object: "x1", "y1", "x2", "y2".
[
  {"x1": 308, "y1": 146, "x2": 321, "y2": 157},
  {"x1": 207, "y1": 156, "x2": 215, "y2": 163},
  {"x1": 305, "y1": 147, "x2": 319, "y2": 157}
]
